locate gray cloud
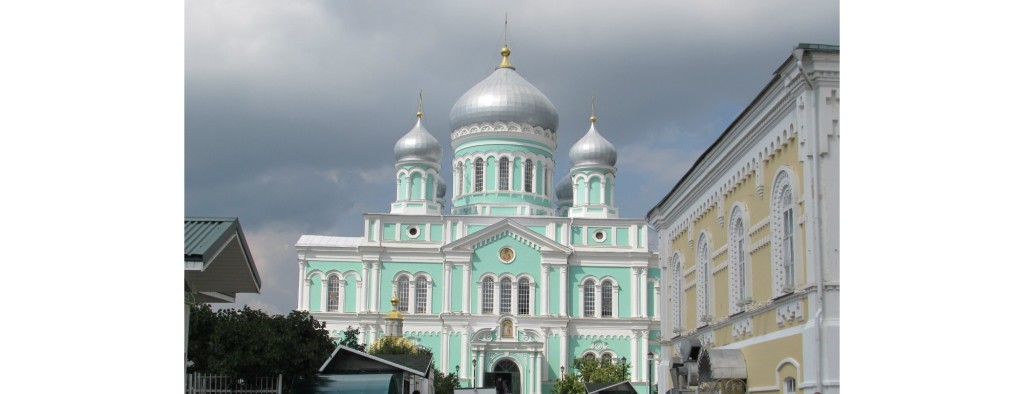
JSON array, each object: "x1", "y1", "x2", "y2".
[{"x1": 186, "y1": 0, "x2": 839, "y2": 313}]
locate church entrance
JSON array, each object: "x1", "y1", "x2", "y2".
[{"x1": 484, "y1": 359, "x2": 520, "y2": 394}]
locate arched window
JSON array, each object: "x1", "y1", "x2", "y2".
[
  {"x1": 730, "y1": 206, "x2": 750, "y2": 314},
  {"x1": 482, "y1": 277, "x2": 494, "y2": 314},
  {"x1": 327, "y1": 276, "x2": 340, "y2": 312},
  {"x1": 518, "y1": 278, "x2": 530, "y2": 315},
  {"x1": 601, "y1": 353, "x2": 612, "y2": 363},
  {"x1": 397, "y1": 276, "x2": 410, "y2": 312},
  {"x1": 499, "y1": 157, "x2": 510, "y2": 191},
  {"x1": 584, "y1": 353, "x2": 596, "y2": 362},
  {"x1": 697, "y1": 234, "x2": 711, "y2": 323},
  {"x1": 772, "y1": 170, "x2": 798, "y2": 296},
  {"x1": 500, "y1": 278, "x2": 512, "y2": 314},
  {"x1": 601, "y1": 280, "x2": 614, "y2": 317},
  {"x1": 584, "y1": 279, "x2": 596, "y2": 317},
  {"x1": 415, "y1": 276, "x2": 428, "y2": 313},
  {"x1": 672, "y1": 254, "x2": 682, "y2": 330},
  {"x1": 524, "y1": 159, "x2": 534, "y2": 193},
  {"x1": 474, "y1": 158, "x2": 484, "y2": 192}
]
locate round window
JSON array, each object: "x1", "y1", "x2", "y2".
[
  {"x1": 498, "y1": 247, "x2": 516, "y2": 263},
  {"x1": 594, "y1": 230, "x2": 606, "y2": 242},
  {"x1": 407, "y1": 226, "x2": 420, "y2": 238}
]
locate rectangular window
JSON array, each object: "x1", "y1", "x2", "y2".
[
  {"x1": 415, "y1": 278, "x2": 427, "y2": 313},
  {"x1": 524, "y1": 160, "x2": 533, "y2": 193},
  {"x1": 499, "y1": 158, "x2": 509, "y2": 191},
  {"x1": 483, "y1": 279, "x2": 494, "y2": 314},
  {"x1": 584, "y1": 282, "x2": 595, "y2": 317},
  {"x1": 518, "y1": 280, "x2": 530, "y2": 315},
  {"x1": 601, "y1": 283, "x2": 613, "y2": 317},
  {"x1": 474, "y1": 159, "x2": 484, "y2": 192},
  {"x1": 500, "y1": 279, "x2": 512, "y2": 314},
  {"x1": 327, "y1": 278, "x2": 339, "y2": 312}
]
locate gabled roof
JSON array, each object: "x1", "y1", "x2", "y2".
[
  {"x1": 184, "y1": 217, "x2": 261, "y2": 303},
  {"x1": 319, "y1": 345, "x2": 433, "y2": 377},
  {"x1": 585, "y1": 381, "x2": 638, "y2": 394},
  {"x1": 442, "y1": 218, "x2": 572, "y2": 254}
]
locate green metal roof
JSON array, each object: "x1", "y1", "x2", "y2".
[{"x1": 184, "y1": 217, "x2": 262, "y2": 302}]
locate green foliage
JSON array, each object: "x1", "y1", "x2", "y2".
[
  {"x1": 432, "y1": 366, "x2": 461, "y2": 394},
  {"x1": 552, "y1": 371, "x2": 586, "y2": 394},
  {"x1": 574, "y1": 356, "x2": 630, "y2": 384},
  {"x1": 337, "y1": 326, "x2": 366, "y2": 352},
  {"x1": 552, "y1": 356, "x2": 632, "y2": 394},
  {"x1": 366, "y1": 336, "x2": 433, "y2": 356},
  {"x1": 186, "y1": 304, "x2": 336, "y2": 388}
]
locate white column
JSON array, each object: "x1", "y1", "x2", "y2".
[
  {"x1": 639, "y1": 268, "x2": 649, "y2": 318},
  {"x1": 444, "y1": 262, "x2": 453, "y2": 313},
  {"x1": 542, "y1": 328, "x2": 550, "y2": 381},
  {"x1": 540, "y1": 264, "x2": 549, "y2": 315},
  {"x1": 653, "y1": 283, "x2": 660, "y2": 319},
  {"x1": 361, "y1": 262, "x2": 370, "y2": 312},
  {"x1": 630, "y1": 330, "x2": 639, "y2": 381},
  {"x1": 641, "y1": 330, "x2": 650, "y2": 384},
  {"x1": 297, "y1": 260, "x2": 307, "y2": 310},
  {"x1": 559, "y1": 328, "x2": 568, "y2": 377},
  {"x1": 356, "y1": 279, "x2": 363, "y2": 313},
  {"x1": 462, "y1": 327, "x2": 471, "y2": 380},
  {"x1": 372, "y1": 261, "x2": 381, "y2": 312},
  {"x1": 630, "y1": 268, "x2": 639, "y2": 317},
  {"x1": 320, "y1": 277, "x2": 328, "y2": 311},
  {"x1": 533, "y1": 351, "x2": 541, "y2": 394},
  {"x1": 302, "y1": 279, "x2": 311, "y2": 311},
  {"x1": 559, "y1": 266, "x2": 568, "y2": 316},
  {"x1": 463, "y1": 262, "x2": 472, "y2": 313},
  {"x1": 441, "y1": 326, "x2": 450, "y2": 373}
]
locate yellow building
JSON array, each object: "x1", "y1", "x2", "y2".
[{"x1": 647, "y1": 44, "x2": 839, "y2": 394}]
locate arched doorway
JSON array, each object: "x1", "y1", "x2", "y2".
[{"x1": 485, "y1": 358, "x2": 521, "y2": 394}]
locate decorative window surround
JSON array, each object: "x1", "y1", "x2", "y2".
[
  {"x1": 776, "y1": 299, "x2": 804, "y2": 327},
  {"x1": 732, "y1": 317, "x2": 753, "y2": 339}
]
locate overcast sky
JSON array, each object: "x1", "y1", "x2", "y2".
[{"x1": 185, "y1": 0, "x2": 839, "y2": 315}]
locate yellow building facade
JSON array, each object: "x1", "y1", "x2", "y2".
[{"x1": 647, "y1": 44, "x2": 839, "y2": 394}]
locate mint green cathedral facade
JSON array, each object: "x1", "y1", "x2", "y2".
[{"x1": 296, "y1": 44, "x2": 661, "y2": 394}]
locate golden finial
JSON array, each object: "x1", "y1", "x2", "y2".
[
  {"x1": 391, "y1": 292, "x2": 399, "y2": 307},
  {"x1": 417, "y1": 90, "x2": 423, "y2": 119},
  {"x1": 590, "y1": 96, "x2": 597, "y2": 124},
  {"x1": 498, "y1": 14, "x2": 515, "y2": 70}
]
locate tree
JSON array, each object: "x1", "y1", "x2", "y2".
[
  {"x1": 186, "y1": 304, "x2": 336, "y2": 389},
  {"x1": 337, "y1": 326, "x2": 366, "y2": 352},
  {"x1": 552, "y1": 356, "x2": 632, "y2": 394},
  {"x1": 366, "y1": 336, "x2": 432, "y2": 356},
  {"x1": 432, "y1": 366, "x2": 461, "y2": 394}
]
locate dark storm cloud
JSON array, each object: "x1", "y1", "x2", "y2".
[{"x1": 185, "y1": 0, "x2": 839, "y2": 314}]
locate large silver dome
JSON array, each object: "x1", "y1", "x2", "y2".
[
  {"x1": 449, "y1": 48, "x2": 559, "y2": 132},
  {"x1": 555, "y1": 174, "x2": 573, "y2": 201},
  {"x1": 569, "y1": 122, "x2": 617, "y2": 168},
  {"x1": 394, "y1": 117, "x2": 442, "y2": 163}
]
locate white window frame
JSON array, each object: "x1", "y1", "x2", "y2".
[
  {"x1": 499, "y1": 277, "x2": 513, "y2": 314},
  {"x1": 327, "y1": 274, "x2": 341, "y2": 312},
  {"x1": 481, "y1": 276, "x2": 495, "y2": 314},
  {"x1": 771, "y1": 168, "x2": 801, "y2": 297},
  {"x1": 583, "y1": 279, "x2": 596, "y2": 317},
  {"x1": 499, "y1": 157, "x2": 510, "y2": 191},
  {"x1": 474, "y1": 158, "x2": 484, "y2": 192},
  {"x1": 517, "y1": 277, "x2": 531, "y2": 315},
  {"x1": 696, "y1": 233, "x2": 712, "y2": 324},
  {"x1": 729, "y1": 205, "x2": 752, "y2": 315},
  {"x1": 524, "y1": 159, "x2": 533, "y2": 193}
]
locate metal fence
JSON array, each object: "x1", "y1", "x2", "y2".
[{"x1": 185, "y1": 373, "x2": 282, "y2": 394}]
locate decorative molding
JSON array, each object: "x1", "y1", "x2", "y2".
[
  {"x1": 750, "y1": 235, "x2": 770, "y2": 253},
  {"x1": 731, "y1": 317, "x2": 753, "y2": 339},
  {"x1": 451, "y1": 121, "x2": 555, "y2": 144},
  {"x1": 472, "y1": 230, "x2": 540, "y2": 251},
  {"x1": 776, "y1": 299, "x2": 804, "y2": 327}
]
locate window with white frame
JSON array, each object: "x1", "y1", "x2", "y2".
[
  {"x1": 772, "y1": 170, "x2": 798, "y2": 296},
  {"x1": 482, "y1": 277, "x2": 494, "y2": 314},
  {"x1": 729, "y1": 206, "x2": 751, "y2": 314},
  {"x1": 415, "y1": 276, "x2": 428, "y2": 313},
  {"x1": 500, "y1": 278, "x2": 512, "y2": 314},
  {"x1": 455, "y1": 162, "x2": 463, "y2": 197},
  {"x1": 784, "y1": 377, "x2": 796, "y2": 394},
  {"x1": 697, "y1": 234, "x2": 711, "y2": 322},
  {"x1": 524, "y1": 159, "x2": 533, "y2": 193},
  {"x1": 499, "y1": 157, "x2": 510, "y2": 190},
  {"x1": 583, "y1": 279, "x2": 595, "y2": 317},
  {"x1": 601, "y1": 353, "x2": 612, "y2": 363},
  {"x1": 517, "y1": 278, "x2": 530, "y2": 315},
  {"x1": 327, "y1": 276, "x2": 340, "y2": 312},
  {"x1": 397, "y1": 276, "x2": 410, "y2": 312},
  {"x1": 601, "y1": 280, "x2": 614, "y2": 317},
  {"x1": 474, "y1": 158, "x2": 484, "y2": 192}
]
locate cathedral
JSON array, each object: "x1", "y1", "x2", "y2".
[{"x1": 295, "y1": 43, "x2": 661, "y2": 394}]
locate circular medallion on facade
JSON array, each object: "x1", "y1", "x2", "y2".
[{"x1": 498, "y1": 246, "x2": 516, "y2": 263}]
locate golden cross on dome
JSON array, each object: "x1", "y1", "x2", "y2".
[
  {"x1": 590, "y1": 96, "x2": 597, "y2": 124},
  {"x1": 417, "y1": 89, "x2": 423, "y2": 119}
]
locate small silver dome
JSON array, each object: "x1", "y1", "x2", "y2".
[
  {"x1": 449, "y1": 68, "x2": 559, "y2": 132},
  {"x1": 436, "y1": 176, "x2": 447, "y2": 199},
  {"x1": 394, "y1": 117, "x2": 442, "y2": 163},
  {"x1": 569, "y1": 123, "x2": 617, "y2": 168},
  {"x1": 555, "y1": 174, "x2": 573, "y2": 201}
]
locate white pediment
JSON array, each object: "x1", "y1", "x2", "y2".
[{"x1": 442, "y1": 218, "x2": 572, "y2": 254}]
